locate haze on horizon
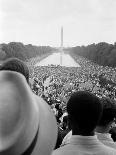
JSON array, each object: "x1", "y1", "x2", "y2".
[{"x1": 0, "y1": 0, "x2": 116, "y2": 47}]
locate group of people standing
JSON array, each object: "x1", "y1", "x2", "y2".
[{"x1": 0, "y1": 57, "x2": 116, "y2": 155}]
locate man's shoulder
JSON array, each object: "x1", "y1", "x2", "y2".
[
  {"x1": 52, "y1": 144, "x2": 116, "y2": 155},
  {"x1": 101, "y1": 140, "x2": 116, "y2": 150}
]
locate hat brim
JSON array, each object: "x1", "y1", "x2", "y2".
[{"x1": 31, "y1": 95, "x2": 58, "y2": 155}]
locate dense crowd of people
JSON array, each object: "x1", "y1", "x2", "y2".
[
  {"x1": 0, "y1": 56, "x2": 116, "y2": 154},
  {"x1": 30, "y1": 55, "x2": 116, "y2": 110},
  {"x1": 27, "y1": 55, "x2": 116, "y2": 150}
]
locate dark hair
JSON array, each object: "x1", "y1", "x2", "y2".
[
  {"x1": 98, "y1": 97, "x2": 116, "y2": 126},
  {"x1": 0, "y1": 58, "x2": 29, "y2": 83},
  {"x1": 67, "y1": 91, "x2": 102, "y2": 135},
  {"x1": 63, "y1": 115, "x2": 68, "y2": 124}
]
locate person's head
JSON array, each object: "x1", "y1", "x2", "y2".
[
  {"x1": 67, "y1": 91, "x2": 103, "y2": 136},
  {"x1": 0, "y1": 58, "x2": 29, "y2": 83},
  {"x1": 96, "y1": 97, "x2": 116, "y2": 132},
  {"x1": 62, "y1": 115, "x2": 68, "y2": 130}
]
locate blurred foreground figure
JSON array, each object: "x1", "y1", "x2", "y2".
[
  {"x1": 96, "y1": 97, "x2": 116, "y2": 149},
  {"x1": 0, "y1": 71, "x2": 57, "y2": 155},
  {"x1": 52, "y1": 91, "x2": 116, "y2": 155},
  {"x1": 0, "y1": 58, "x2": 29, "y2": 83}
]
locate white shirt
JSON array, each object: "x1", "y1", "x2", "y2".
[
  {"x1": 96, "y1": 132, "x2": 116, "y2": 150},
  {"x1": 52, "y1": 135, "x2": 116, "y2": 155},
  {"x1": 61, "y1": 130, "x2": 72, "y2": 146}
]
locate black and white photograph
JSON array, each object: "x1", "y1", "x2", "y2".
[{"x1": 0, "y1": 0, "x2": 116, "y2": 155}]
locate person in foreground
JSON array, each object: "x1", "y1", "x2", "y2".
[
  {"x1": 96, "y1": 97, "x2": 116, "y2": 149},
  {"x1": 0, "y1": 57, "x2": 29, "y2": 83},
  {"x1": 52, "y1": 91, "x2": 116, "y2": 155},
  {"x1": 0, "y1": 71, "x2": 57, "y2": 155}
]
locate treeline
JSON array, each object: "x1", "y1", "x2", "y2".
[
  {"x1": 0, "y1": 42, "x2": 53, "y2": 61},
  {"x1": 68, "y1": 42, "x2": 116, "y2": 67}
]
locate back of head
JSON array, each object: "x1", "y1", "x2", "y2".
[
  {"x1": 98, "y1": 97, "x2": 116, "y2": 127},
  {"x1": 0, "y1": 58, "x2": 29, "y2": 83},
  {"x1": 62, "y1": 115, "x2": 68, "y2": 130},
  {"x1": 63, "y1": 115, "x2": 68, "y2": 124},
  {"x1": 67, "y1": 91, "x2": 103, "y2": 135}
]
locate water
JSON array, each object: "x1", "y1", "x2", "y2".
[{"x1": 35, "y1": 53, "x2": 80, "y2": 67}]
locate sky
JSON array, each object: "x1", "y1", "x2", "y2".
[{"x1": 0, "y1": 0, "x2": 116, "y2": 47}]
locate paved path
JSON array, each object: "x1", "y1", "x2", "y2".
[{"x1": 35, "y1": 52, "x2": 80, "y2": 67}]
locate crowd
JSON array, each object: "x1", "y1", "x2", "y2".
[
  {"x1": 0, "y1": 57, "x2": 116, "y2": 155},
  {"x1": 28, "y1": 55, "x2": 116, "y2": 150},
  {"x1": 30, "y1": 55, "x2": 116, "y2": 111}
]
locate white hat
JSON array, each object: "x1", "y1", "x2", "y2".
[{"x1": 0, "y1": 71, "x2": 57, "y2": 155}]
